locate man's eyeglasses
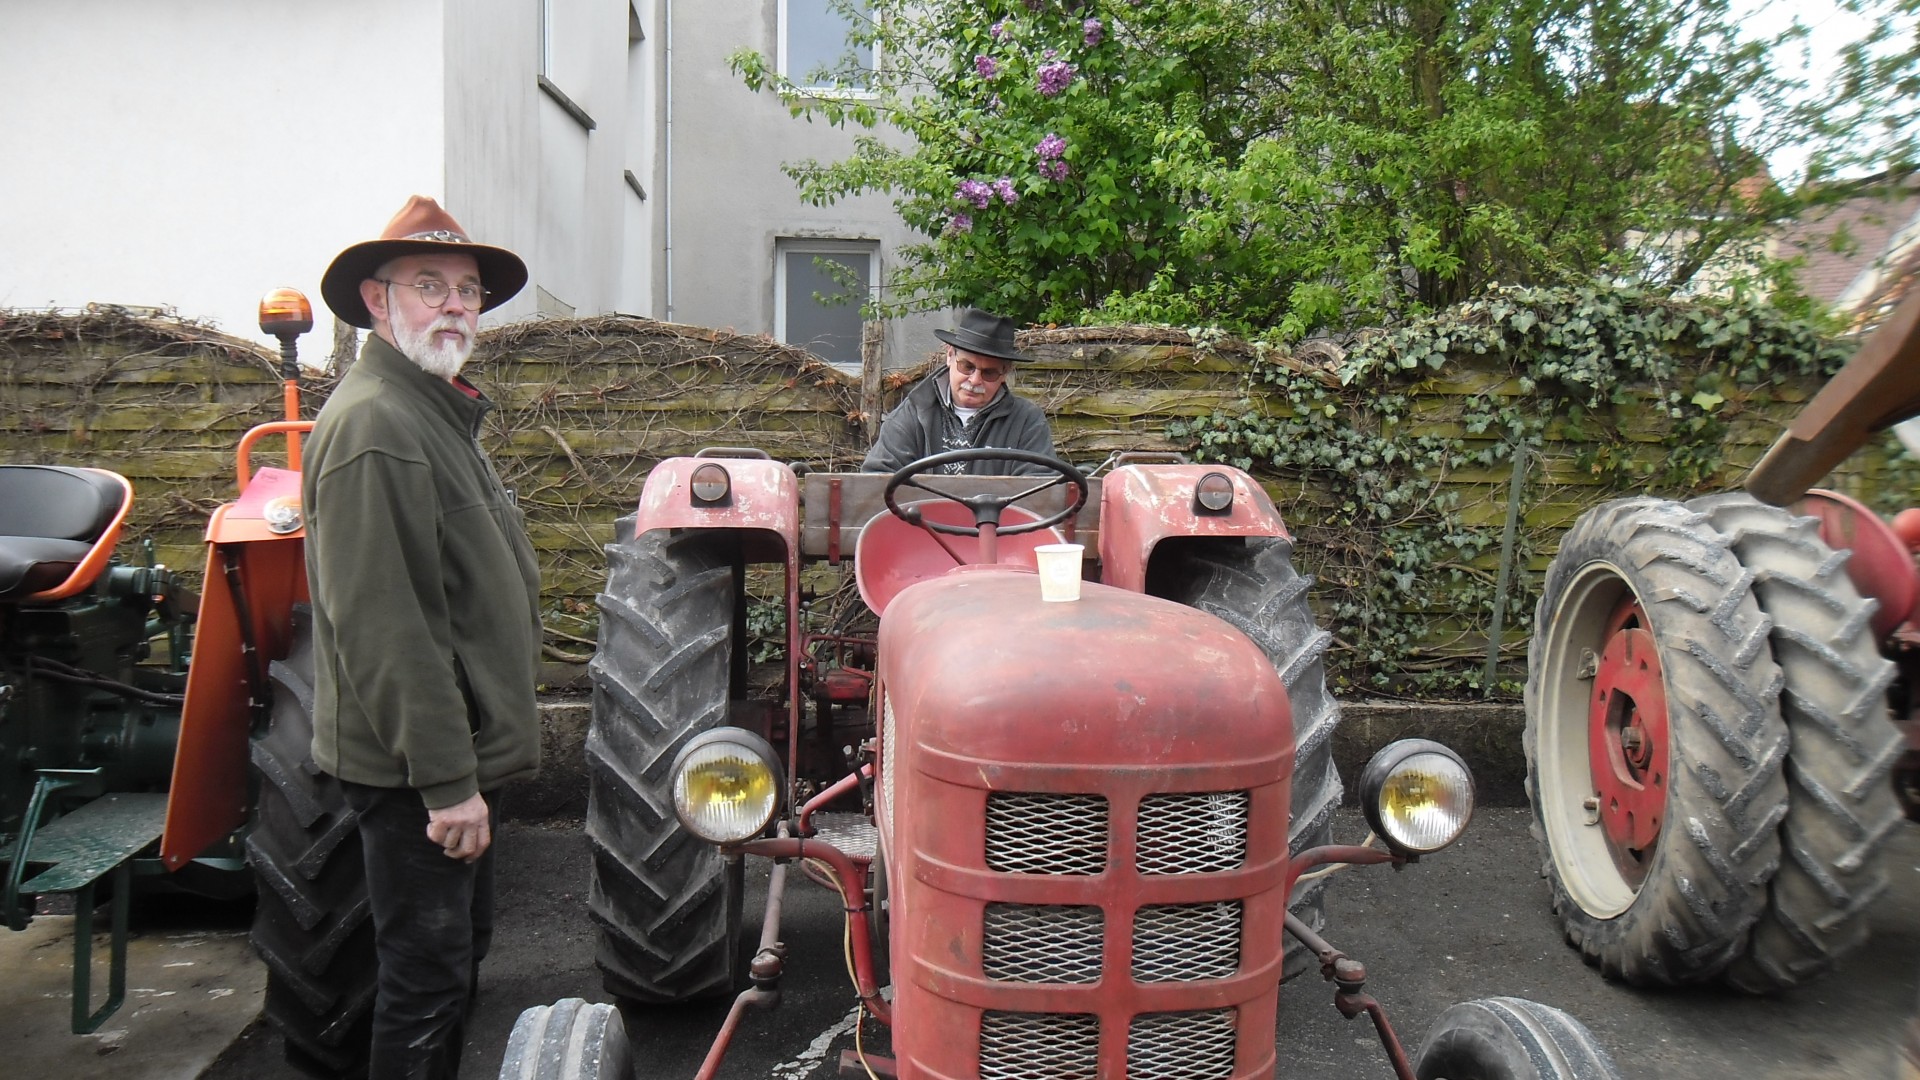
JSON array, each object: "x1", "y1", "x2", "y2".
[
  {"x1": 951, "y1": 356, "x2": 1009, "y2": 383},
  {"x1": 379, "y1": 279, "x2": 489, "y2": 309}
]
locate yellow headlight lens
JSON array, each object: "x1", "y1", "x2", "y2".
[
  {"x1": 1374, "y1": 750, "x2": 1474, "y2": 854},
  {"x1": 672, "y1": 738, "x2": 779, "y2": 844}
]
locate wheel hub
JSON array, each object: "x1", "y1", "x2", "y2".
[{"x1": 1587, "y1": 600, "x2": 1670, "y2": 888}]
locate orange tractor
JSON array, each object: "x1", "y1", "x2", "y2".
[
  {"x1": 0, "y1": 292, "x2": 371, "y2": 1072},
  {"x1": 503, "y1": 446, "x2": 1623, "y2": 1079}
]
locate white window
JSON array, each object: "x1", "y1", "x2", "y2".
[
  {"x1": 775, "y1": 240, "x2": 877, "y2": 369},
  {"x1": 778, "y1": 0, "x2": 873, "y2": 92}
]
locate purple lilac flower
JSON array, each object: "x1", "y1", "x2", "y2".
[
  {"x1": 990, "y1": 19, "x2": 1009, "y2": 40},
  {"x1": 992, "y1": 176, "x2": 1019, "y2": 205},
  {"x1": 1039, "y1": 159, "x2": 1071, "y2": 181},
  {"x1": 947, "y1": 213, "x2": 974, "y2": 235},
  {"x1": 1083, "y1": 17, "x2": 1104, "y2": 47},
  {"x1": 1044, "y1": 48, "x2": 1058, "y2": 60},
  {"x1": 957, "y1": 179, "x2": 994, "y2": 209},
  {"x1": 975, "y1": 54, "x2": 997, "y2": 79},
  {"x1": 1036, "y1": 133, "x2": 1067, "y2": 160},
  {"x1": 1037, "y1": 61, "x2": 1076, "y2": 97}
]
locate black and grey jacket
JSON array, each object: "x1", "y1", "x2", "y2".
[{"x1": 861, "y1": 370, "x2": 1054, "y2": 475}]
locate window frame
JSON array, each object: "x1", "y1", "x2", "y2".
[
  {"x1": 773, "y1": 238, "x2": 880, "y2": 371},
  {"x1": 776, "y1": 0, "x2": 879, "y2": 97}
]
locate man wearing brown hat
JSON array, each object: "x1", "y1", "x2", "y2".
[
  {"x1": 862, "y1": 307, "x2": 1056, "y2": 476},
  {"x1": 303, "y1": 195, "x2": 543, "y2": 1078}
]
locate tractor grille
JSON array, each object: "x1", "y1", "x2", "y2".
[
  {"x1": 982, "y1": 903, "x2": 1103, "y2": 983},
  {"x1": 1137, "y1": 791, "x2": 1248, "y2": 874},
  {"x1": 978, "y1": 1011, "x2": 1100, "y2": 1080},
  {"x1": 984, "y1": 792, "x2": 1108, "y2": 875},
  {"x1": 1129, "y1": 1009, "x2": 1238, "y2": 1080},
  {"x1": 1133, "y1": 901, "x2": 1242, "y2": 982},
  {"x1": 880, "y1": 695, "x2": 896, "y2": 836}
]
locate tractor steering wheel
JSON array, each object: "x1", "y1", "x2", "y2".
[{"x1": 883, "y1": 448, "x2": 1088, "y2": 537}]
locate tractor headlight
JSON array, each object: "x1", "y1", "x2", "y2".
[
  {"x1": 1360, "y1": 739, "x2": 1475, "y2": 856},
  {"x1": 671, "y1": 728, "x2": 782, "y2": 844}
]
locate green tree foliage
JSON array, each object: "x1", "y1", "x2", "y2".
[{"x1": 731, "y1": 0, "x2": 1919, "y2": 334}]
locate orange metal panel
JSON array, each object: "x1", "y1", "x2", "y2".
[{"x1": 159, "y1": 487, "x2": 309, "y2": 868}]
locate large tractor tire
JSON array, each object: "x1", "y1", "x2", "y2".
[
  {"x1": 1690, "y1": 493, "x2": 1904, "y2": 992},
  {"x1": 1525, "y1": 497, "x2": 1788, "y2": 985},
  {"x1": 247, "y1": 604, "x2": 377, "y2": 1077},
  {"x1": 1150, "y1": 536, "x2": 1344, "y2": 982},
  {"x1": 1414, "y1": 997, "x2": 1623, "y2": 1080},
  {"x1": 586, "y1": 521, "x2": 746, "y2": 1004}
]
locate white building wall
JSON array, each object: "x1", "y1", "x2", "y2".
[
  {"x1": 666, "y1": 1, "x2": 943, "y2": 367},
  {"x1": 0, "y1": 0, "x2": 445, "y2": 350}
]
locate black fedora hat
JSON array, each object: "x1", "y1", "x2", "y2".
[
  {"x1": 932, "y1": 308, "x2": 1029, "y2": 363},
  {"x1": 320, "y1": 196, "x2": 528, "y2": 329}
]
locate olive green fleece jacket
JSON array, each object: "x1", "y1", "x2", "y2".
[{"x1": 302, "y1": 335, "x2": 542, "y2": 809}]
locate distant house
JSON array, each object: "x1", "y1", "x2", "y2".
[
  {"x1": 1770, "y1": 171, "x2": 1920, "y2": 327},
  {"x1": 0, "y1": 1, "x2": 937, "y2": 371}
]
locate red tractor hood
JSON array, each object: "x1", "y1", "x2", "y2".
[{"x1": 877, "y1": 568, "x2": 1293, "y2": 773}]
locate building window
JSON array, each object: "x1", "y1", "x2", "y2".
[
  {"x1": 778, "y1": 0, "x2": 873, "y2": 92},
  {"x1": 775, "y1": 240, "x2": 877, "y2": 369}
]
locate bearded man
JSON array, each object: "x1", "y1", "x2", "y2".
[{"x1": 304, "y1": 196, "x2": 543, "y2": 1079}]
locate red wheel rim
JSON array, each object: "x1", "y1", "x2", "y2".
[{"x1": 1587, "y1": 596, "x2": 1671, "y2": 890}]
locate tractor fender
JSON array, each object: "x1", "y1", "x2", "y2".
[
  {"x1": 1097, "y1": 463, "x2": 1290, "y2": 591},
  {"x1": 633, "y1": 456, "x2": 800, "y2": 561}
]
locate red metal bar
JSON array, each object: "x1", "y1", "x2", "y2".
[
  {"x1": 693, "y1": 846, "x2": 793, "y2": 1080},
  {"x1": 1287, "y1": 844, "x2": 1401, "y2": 888},
  {"x1": 1286, "y1": 913, "x2": 1417, "y2": 1080},
  {"x1": 798, "y1": 764, "x2": 874, "y2": 838},
  {"x1": 787, "y1": 545, "x2": 803, "y2": 809},
  {"x1": 235, "y1": 420, "x2": 315, "y2": 490},
  {"x1": 734, "y1": 835, "x2": 891, "y2": 1024},
  {"x1": 280, "y1": 380, "x2": 303, "y2": 469}
]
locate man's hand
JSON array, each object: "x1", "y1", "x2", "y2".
[{"x1": 426, "y1": 793, "x2": 491, "y2": 862}]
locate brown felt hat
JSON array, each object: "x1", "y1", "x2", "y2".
[
  {"x1": 932, "y1": 307, "x2": 1029, "y2": 362},
  {"x1": 320, "y1": 196, "x2": 528, "y2": 329}
]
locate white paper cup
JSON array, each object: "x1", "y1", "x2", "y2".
[{"x1": 1034, "y1": 543, "x2": 1085, "y2": 602}]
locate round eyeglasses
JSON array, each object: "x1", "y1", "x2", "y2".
[
  {"x1": 951, "y1": 356, "x2": 1010, "y2": 383},
  {"x1": 378, "y1": 279, "x2": 489, "y2": 309}
]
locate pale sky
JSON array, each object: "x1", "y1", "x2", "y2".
[{"x1": 1735, "y1": 0, "x2": 1903, "y2": 183}]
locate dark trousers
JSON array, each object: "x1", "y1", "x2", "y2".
[{"x1": 342, "y1": 782, "x2": 498, "y2": 1080}]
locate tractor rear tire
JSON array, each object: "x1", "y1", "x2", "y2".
[
  {"x1": 497, "y1": 998, "x2": 632, "y2": 1080},
  {"x1": 586, "y1": 521, "x2": 747, "y2": 1004},
  {"x1": 1525, "y1": 497, "x2": 1788, "y2": 985},
  {"x1": 247, "y1": 604, "x2": 377, "y2": 1077},
  {"x1": 1691, "y1": 493, "x2": 1904, "y2": 992},
  {"x1": 1150, "y1": 536, "x2": 1343, "y2": 983},
  {"x1": 1414, "y1": 997, "x2": 1622, "y2": 1080}
]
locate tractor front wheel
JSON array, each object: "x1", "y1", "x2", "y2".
[
  {"x1": 1150, "y1": 536, "x2": 1343, "y2": 982},
  {"x1": 246, "y1": 605, "x2": 377, "y2": 1077},
  {"x1": 1414, "y1": 997, "x2": 1622, "y2": 1080},
  {"x1": 497, "y1": 999, "x2": 632, "y2": 1080},
  {"x1": 1525, "y1": 497, "x2": 1788, "y2": 985},
  {"x1": 585, "y1": 521, "x2": 747, "y2": 1004}
]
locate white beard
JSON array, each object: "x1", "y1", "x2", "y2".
[{"x1": 391, "y1": 311, "x2": 475, "y2": 379}]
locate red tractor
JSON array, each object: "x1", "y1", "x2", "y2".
[
  {"x1": 503, "y1": 446, "x2": 1622, "y2": 1079},
  {"x1": 0, "y1": 294, "x2": 372, "y2": 1073},
  {"x1": 1524, "y1": 288, "x2": 1918, "y2": 994}
]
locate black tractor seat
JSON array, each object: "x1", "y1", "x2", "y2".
[{"x1": 0, "y1": 465, "x2": 131, "y2": 601}]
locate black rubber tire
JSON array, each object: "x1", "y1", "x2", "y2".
[
  {"x1": 497, "y1": 998, "x2": 633, "y2": 1080},
  {"x1": 1525, "y1": 496, "x2": 1788, "y2": 985},
  {"x1": 1690, "y1": 493, "x2": 1905, "y2": 992},
  {"x1": 1148, "y1": 536, "x2": 1343, "y2": 982},
  {"x1": 1415, "y1": 997, "x2": 1623, "y2": 1080},
  {"x1": 246, "y1": 604, "x2": 377, "y2": 1078},
  {"x1": 586, "y1": 520, "x2": 747, "y2": 1004}
]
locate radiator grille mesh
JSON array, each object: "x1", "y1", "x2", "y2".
[
  {"x1": 1136, "y1": 791, "x2": 1248, "y2": 874},
  {"x1": 880, "y1": 695, "x2": 895, "y2": 836},
  {"x1": 978, "y1": 1011, "x2": 1100, "y2": 1080},
  {"x1": 1133, "y1": 900, "x2": 1242, "y2": 982},
  {"x1": 1129, "y1": 1008, "x2": 1238, "y2": 1080},
  {"x1": 982, "y1": 903, "x2": 1103, "y2": 983},
  {"x1": 984, "y1": 792, "x2": 1107, "y2": 875}
]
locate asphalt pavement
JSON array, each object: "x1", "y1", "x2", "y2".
[{"x1": 186, "y1": 807, "x2": 1920, "y2": 1080}]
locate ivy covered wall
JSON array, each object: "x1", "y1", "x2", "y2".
[{"x1": 1, "y1": 292, "x2": 1899, "y2": 695}]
